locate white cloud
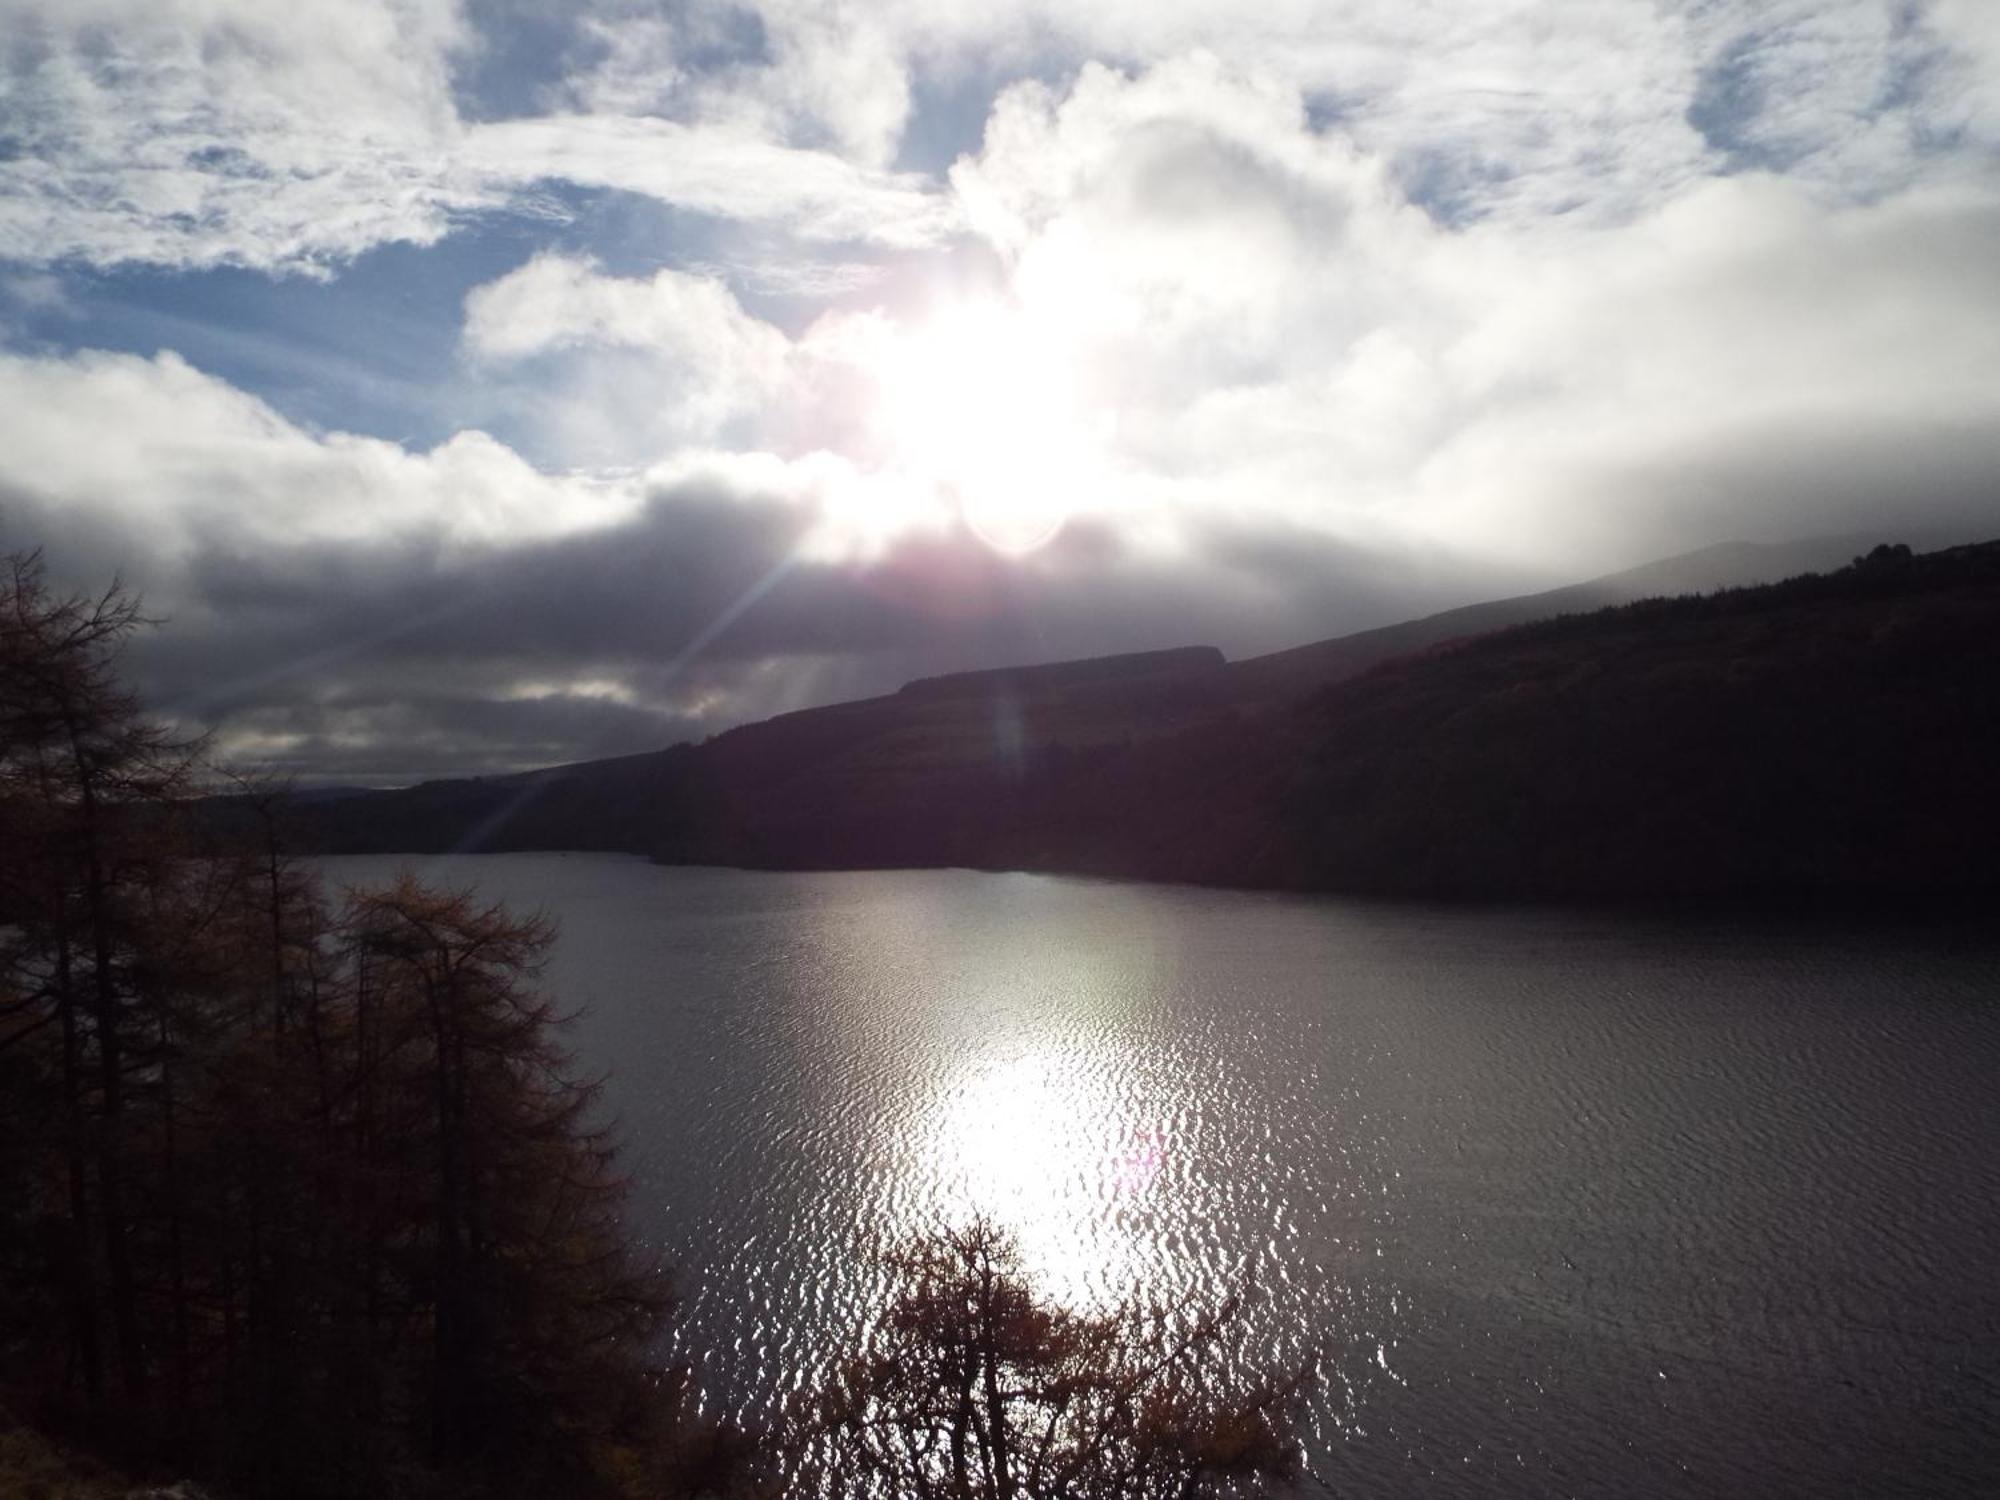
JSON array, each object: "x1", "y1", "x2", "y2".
[
  {"x1": 751, "y1": 0, "x2": 1998, "y2": 221},
  {"x1": 673, "y1": 0, "x2": 915, "y2": 169},
  {"x1": 424, "y1": 48, "x2": 2000, "y2": 567},
  {"x1": 461, "y1": 253, "x2": 796, "y2": 462},
  {"x1": 744, "y1": 0, "x2": 1715, "y2": 224},
  {"x1": 938, "y1": 57, "x2": 2000, "y2": 567},
  {"x1": 465, "y1": 252, "x2": 787, "y2": 368},
  {"x1": 560, "y1": 15, "x2": 685, "y2": 117},
  {"x1": 1408, "y1": 174, "x2": 2000, "y2": 561},
  {"x1": 0, "y1": 0, "x2": 490, "y2": 273},
  {"x1": 0, "y1": 347, "x2": 635, "y2": 558},
  {"x1": 0, "y1": 270, "x2": 72, "y2": 313},
  {"x1": 3, "y1": 3, "x2": 1996, "y2": 579},
  {"x1": 0, "y1": 0, "x2": 959, "y2": 274},
  {"x1": 760, "y1": 10, "x2": 913, "y2": 169},
  {"x1": 1922, "y1": 0, "x2": 2000, "y2": 147},
  {"x1": 458, "y1": 113, "x2": 959, "y2": 248},
  {"x1": 6, "y1": 0, "x2": 1993, "y2": 279},
  {"x1": 0, "y1": 346, "x2": 925, "y2": 599}
]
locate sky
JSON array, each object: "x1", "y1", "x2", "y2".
[{"x1": 1, "y1": 0, "x2": 1997, "y2": 783}]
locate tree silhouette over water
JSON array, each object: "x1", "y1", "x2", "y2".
[{"x1": 797, "y1": 1219, "x2": 1305, "y2": 1500}]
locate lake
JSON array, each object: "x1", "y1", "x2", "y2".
[{"x1": 319, "y1": 854, "x2": 2000, "y2": 1497}]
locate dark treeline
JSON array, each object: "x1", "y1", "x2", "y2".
[
  {"x1": 1, "y1": 549, "x2": 1309, "y2": 1499},
  {"x1": 284, "y1": 539, "x2": 2000, "y2": 908}
]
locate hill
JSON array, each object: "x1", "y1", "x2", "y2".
[
  {"x1": 267, "y1": 537, "x2": 2000, "y2": 906},
  {"x1": 1280, "y1": 541, "x2": 2000, "y2": 903},
  {"x1": 1223, "y1": 533, "x2": 1874, "y2": 702}
]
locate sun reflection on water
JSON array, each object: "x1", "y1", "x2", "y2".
[
  {"x1": 750, "y1": 873, "x2": 1385, "y2": 1455},
  {"x1": 921, "y1": 1043, "x2": 1172, "y2": 1310}
]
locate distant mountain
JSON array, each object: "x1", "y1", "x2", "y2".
[{"x1": 266, "y1": 535, "x2": 2000, "y2": 906}]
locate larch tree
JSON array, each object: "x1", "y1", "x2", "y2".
[
  {"x1": 338, "y1": 875, "x2": 670, "y2": 1487},
  {"x1": 1, "y1": 550, "x2": 733, "y2": 1500},
  {"x1": 0, "y1": 550, "x2": 200, "y2": 1421},
  {"x1": 798, "y1": 1219, "x2": 1306, "y2": 1500}
]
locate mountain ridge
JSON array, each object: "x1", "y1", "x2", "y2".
[{"x1": 253, "y1": 532, "x2": 2000, "y2": 906}]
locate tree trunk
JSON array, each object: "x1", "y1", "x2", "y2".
[
  {"x1": 71, "y1": 725, "x2": 145, "y2": 1402},
  {"x1": 55, "y1": 925, "x2": 103, "y2": 1408},
  {"x1": 980, "y1": 1264, "x2": 1016, "y2": 1500},
  {"x1": 428, "y1": 964, "x2": 465, "y2": 1465}
]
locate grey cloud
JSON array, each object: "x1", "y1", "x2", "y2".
[
  {"x1": 1520, "y1": 412, "x2": 2000, "y2": 568},
  {"x1": 206, "y1": 689, "x2": 700, "y2": 787},
  {"x1": 3, "y1": 466, "x2": 1532, "y2": 781},
  {"x1": 11, "y1": 411, "x2": 1995, "y2": 787}
]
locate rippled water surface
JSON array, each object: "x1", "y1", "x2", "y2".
[{"x1": 320, "y1": 855, "x2": 2000, "y2": 1497}]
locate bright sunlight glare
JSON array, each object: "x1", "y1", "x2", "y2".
[
  {"x1": 923, "y1": 1046, "x2": 1165, "y2": 1309},
  {"x1": 874, "y1": 301, "x2": 1105, "y2": 554}
]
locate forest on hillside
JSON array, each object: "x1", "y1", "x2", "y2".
[
  {"x1": 1281, "y1": 542, "x2": 2000, "y2": 901},
  {"x1": 279, "y1": 541, "x2": 2000, "y2": 908}
]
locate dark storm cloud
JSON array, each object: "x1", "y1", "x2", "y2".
[
  {"x1": 4, "y1": 467, "x2": 1536, "y2": 782},
  {"x1": 147, "y1": 484, "x2": 1464, "y2": 687},
  {"x1": 205, "y1": 687, "x2": 702, "y2": 786}
]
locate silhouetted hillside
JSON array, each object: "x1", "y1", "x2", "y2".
[
  {"x1": 1279, "y1": 541, "x2": 2000, "y2": 903},
  {"x1": 267, "y1": 643, "x2": 1243, "y2": 858},
  {"x1": 1223, "y1": 533, "x2": 1875, "y2": 702},
  {"x1": 901, "y1": 644, "x2": 1224, "y2": 700},
  {"x1": 272, "y1": 538, "x2": 2000, "y2": 906}
]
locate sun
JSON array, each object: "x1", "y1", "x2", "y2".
[{"x1": 873, "y1": 300, "x2": 1101, "y2": 554}]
